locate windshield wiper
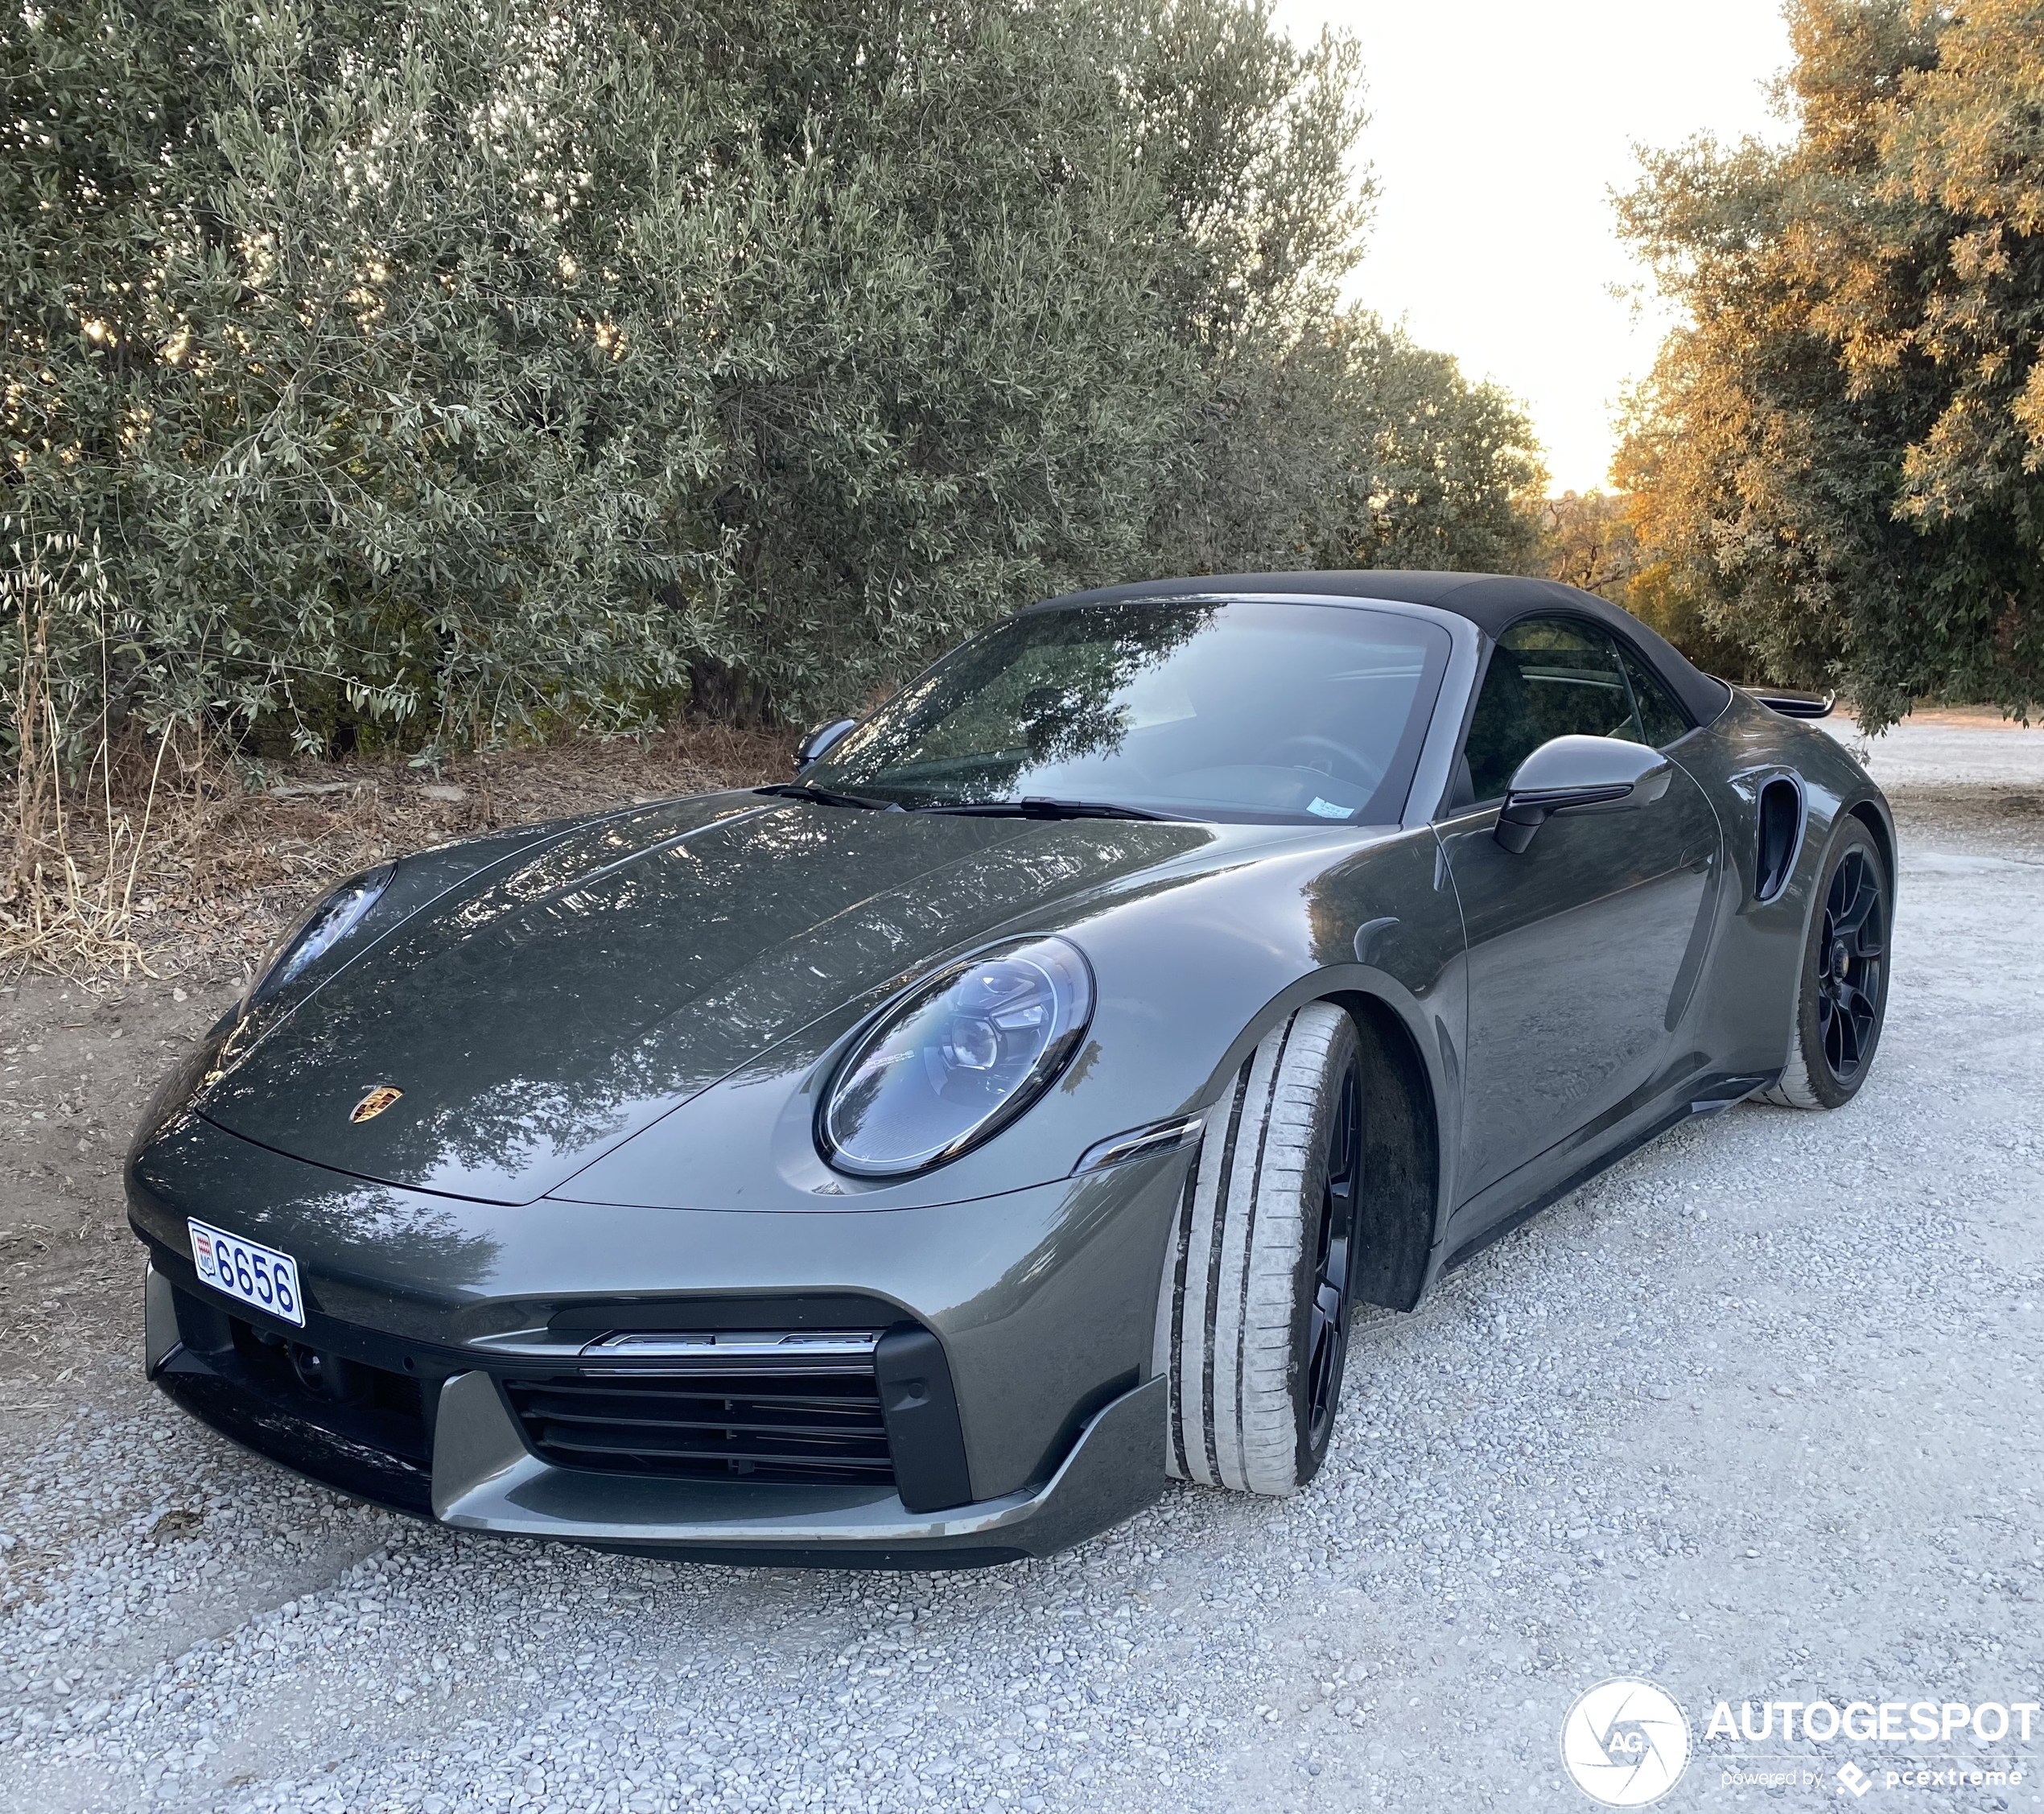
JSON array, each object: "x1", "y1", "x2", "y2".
[
  {"x1": 913, "y1": 796, "x2": 1176, "y2": 822},
  {"x1": 754, "y1": 782, "x2": 900, "y2": 811}
]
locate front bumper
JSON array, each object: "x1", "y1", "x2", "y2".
[
  {"x1": 143, "y1": 1265, "x2": 1161, "y2": 1565},
  {"x1": 130, "y1": 1115, "x2": 1185, "y2": 1565}
]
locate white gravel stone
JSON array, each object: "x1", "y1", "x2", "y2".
[{"x1": 3, "y1": 804, "x2": 2042, "y2": 1811}]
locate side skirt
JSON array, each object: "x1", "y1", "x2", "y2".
[{"x1": 1441, "y1": 1070, "x2": 1779, "y2": 1273}]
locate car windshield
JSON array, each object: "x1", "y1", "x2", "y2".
[{"x1": 807, "y1": 599, "x2": 1453, "y2": 824}]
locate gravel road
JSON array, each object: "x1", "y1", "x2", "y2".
[
  {"x1": 1828, "y1": 711, "x2": 2044, "y2": 787},
  {"x1": 2, "y1": 761, "x2": 2042, "y2": 1813}
]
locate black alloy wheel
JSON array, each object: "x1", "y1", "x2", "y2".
[
  {"x1": 1304, "y1": 1055, "x2": 1361, "y2": 1454},
  {"x1": 1815, "y1": 843, "x2": 1885, "y2": 1085},
  {"x1": 1766, "y1": 817, "x2": 1892, "y2": 1111}
]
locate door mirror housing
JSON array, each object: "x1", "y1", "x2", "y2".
[
  {"x1": 794, "y1": 717, "x2": 859, "y2": 771},
  {"x1": 1494, "y1": 735, "x2": 1671, "y2": 853}
]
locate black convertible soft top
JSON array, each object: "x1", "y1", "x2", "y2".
[{"x1": 1040, "y1": 570, "x2": 1731, "y2": 729}]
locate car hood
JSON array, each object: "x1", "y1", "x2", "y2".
[{"x1": 197, "y1": 795, "x2": 1238, "y2": 1203}]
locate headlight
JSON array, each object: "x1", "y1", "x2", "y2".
[
  {"x1": 818, "y1": 937, "x2": 1094, "y2": 1177},
  {"x1": 244, "y1": 862, "x2": 398, "y2": 1007}
]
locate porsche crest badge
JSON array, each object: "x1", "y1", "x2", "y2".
[{"x1": 349, "y1": 1086, "x2": 403, "y2": 1124}]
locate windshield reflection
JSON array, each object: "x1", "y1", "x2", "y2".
[{"x1": 811, "y1": 600, "x2": 1452, "y2": 825}]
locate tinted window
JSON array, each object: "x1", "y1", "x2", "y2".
[
  {"x1": 1461, "y1": 616, "x2": 1647, "y2": 802},
  {"x1": 1614, "y1": 641, "x2": 1691, "y2": 748},
  {"x1": 810, "y1": 600, "x2": 1452, "y2": 825}
]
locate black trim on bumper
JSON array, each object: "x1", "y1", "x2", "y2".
[
  {"x1": 874, "y1": 1325, "x2": 973, "y2": 1513},
  {"x1": 501, "y1": 1364, "x2": 895, "y2": 1488},
  {"x1": 155, "y1": 1357, "x2": 434, "y2": 1519}
]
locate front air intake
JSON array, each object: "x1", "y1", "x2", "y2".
[{"x1": 499, "y1": 1330, "x2": 894, "y2": 1486}]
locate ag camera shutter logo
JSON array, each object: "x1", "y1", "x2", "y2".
[{"x1": 1560, "y1": 1678, "x2": 1692, "y2": 1806}]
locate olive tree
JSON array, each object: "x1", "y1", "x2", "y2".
[
  {"x1": 4, "y1": 0, "x2": 1543, "y2": 764},
  {"x1": 1617, "y1": 0, "x2": 2044, "y2": 726}
]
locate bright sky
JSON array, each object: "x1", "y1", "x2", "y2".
[{"x1": 1275, "y1": 0, "x2": 1795, "y2": 493}]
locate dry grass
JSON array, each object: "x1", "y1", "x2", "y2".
[
  {"x1": 2, "y1": 722, "x2": 792, "y2": 987},
  {"x1": 2, "y1": 531, "x2": 166, "y2": 981}
]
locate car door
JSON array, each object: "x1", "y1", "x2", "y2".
[{"x1": 1435, "y1": 614, "x2": 1721, "y2": 1206}]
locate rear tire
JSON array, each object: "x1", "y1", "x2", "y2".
[
  {"x1": 1763, "y1": 818, "x2": 1890, "y2": 1110},
  {"x1": 1156, "y1": 1003, "x2": 1361, "y2": 1494}
]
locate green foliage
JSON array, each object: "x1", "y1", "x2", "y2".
[
  {"x1": 1531, "y1": 492, "x2": 1635, "y2": 600},
  {"x1": 1617, "y1": 0, "x2": 2044, "y2": 729},
  {"x1": 1164, "y1": 308, "x2": 1547, "y2": 575},
  {"x1": 4, "y1": 0, "x2": 1539, "y2": 757},
  {"x1": 1310, "y1": 313, "x2": 1547, "y2": 574},
  {"x1": 1520, "y1": 490, "x2": 1758, "y2": 680}
]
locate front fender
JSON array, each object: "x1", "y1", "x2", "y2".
[{"x1": 548, "y1": 824, "x2": 1465, "y2": 1219}]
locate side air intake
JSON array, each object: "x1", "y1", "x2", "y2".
[{"x1": 1754, "y1": 776, "x2": 1803, "y2": 903}]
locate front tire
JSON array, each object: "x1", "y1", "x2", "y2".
[
  {"x1": 1763, "y1": 818, "x2": 1890, "y2": 1110},
  {"x1": 1156, "y1": 1003, "x2": 1361, "y2": 1494}
]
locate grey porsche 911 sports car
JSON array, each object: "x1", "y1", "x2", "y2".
[{"x1": 128, "y1": 571, "x2": 1893, "y2": 1566}]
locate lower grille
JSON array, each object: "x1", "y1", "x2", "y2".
[
  {"x1": 226, "y1": 1313, "x2": 428, "y2": 1465},
  {"x1": 501, "y1": 1346, "x2": 894, "y2": 1486}
]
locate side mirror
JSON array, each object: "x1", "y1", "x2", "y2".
[
  {"x1": 1494, "y1": 735, "x2": 1671, "y2": 854},
  {"x1": 793, "y1": 718, "x2": 859, "y2": 772}
]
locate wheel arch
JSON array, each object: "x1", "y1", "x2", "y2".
[
  {"x1": 1326, "y1": 991, "x2": 1440, "y2": 1315},
  {"x1": 1180, "y1": 967, "x2": 1455, "y2": 1317},
  {"x1": 1781, "y1": 789, "x2": 1896, "y2": 979},
  {"x1": 1848, "y1": 796, "x2": 1897, "y2": 897}
]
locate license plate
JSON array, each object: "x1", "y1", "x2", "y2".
[{"x1": 189, "y1": 1218, "x2": 305, "y2": 1328}]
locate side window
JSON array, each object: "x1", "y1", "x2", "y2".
[
  {"x1": 1461, "y1": 616, "x2": 1642, "y2": 802},
  {"x1": 1614, "y1": 641, "x2": 1691, "y2": 748}
]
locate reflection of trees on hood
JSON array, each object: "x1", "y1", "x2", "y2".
[
  {"x1": 201, "y1": 799, "x2": 1208, "y2": 1198},
  {"x1": 315, "y1": 1189, "x2": 503, "y2": 1295},
  {"x1": 832, "y1": 604, "x2": 1215, "y2": 798}
]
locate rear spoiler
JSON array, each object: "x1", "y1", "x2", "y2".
[{"x1": 1750, "y1": 690, "x2": 1836, "y2": 719}]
